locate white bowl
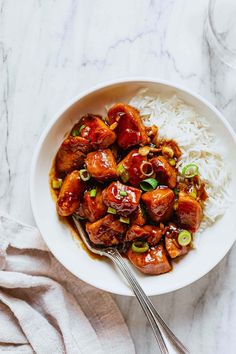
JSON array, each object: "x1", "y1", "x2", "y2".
[{"x1": 30, "y1": 78, "x2": 236, "y2": 296}]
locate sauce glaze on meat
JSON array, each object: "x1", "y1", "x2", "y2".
[{"x1": 51, "y1": 103, "x2": 207, "y2": 276}]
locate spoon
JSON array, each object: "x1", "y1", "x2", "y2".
[{"x1": 72, "y1": 215, "x2": 190, "y2": 354}]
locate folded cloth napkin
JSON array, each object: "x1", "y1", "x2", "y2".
[{"x1": 0, "y1": 212, "x2": 135, "y2": 354}]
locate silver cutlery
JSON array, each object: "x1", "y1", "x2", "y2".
[{"x1": 73, "y1": 215, "x2": 190, "y2": 354}]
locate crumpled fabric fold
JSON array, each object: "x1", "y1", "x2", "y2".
[{"x1": 0, "y1": 212, "x2": 135, "y2": 354}]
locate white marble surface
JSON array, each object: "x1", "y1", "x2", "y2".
[{"x1": 1, "y1": 0, "x2": 236, "y2": 353}]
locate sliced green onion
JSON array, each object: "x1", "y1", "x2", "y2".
[
  {"x1": 131, "y1": 241, "x2": 149, "y2": 253},
  {"x1": 79, "y1": 169, "x2": 91, "y2": 181},
  {"x1": 71, "y1": 129, "x2": 79, "y2": 137},
  {"x1": 107, "y1": 207, "x2": 117, "y2": 214},
  {"x1": 52, "y1": 179, "x2": 62, "y2": 189},
  {"x1": 189, "y1": 187, "x2": 197, "y2": 199},
  {"x1": 140, "y1": 161, "x2": 153, "y2": 177},
  {"x1": 119, "y1": 216, "x2": 130, "y2": 224},
  {"x1": 78, "y1": 124, "x2": 86, "y2": 134},
  {"x1": 162, "y1": 146, "x2": 174, "y2": 158},
  {"x1": 120, "y1": 171, "x2": 129, "y2": 183},
  {"x1": 178, "y1": 230, "x2": 192, "y2": 246},
  {"x1": 117, "y1": 164, "x2": 125, "y2": 175},
  {"x1": 90, "y1": 188, "x2": 97, "y2": 197},
  {"x1": 119, "y1": 190, "x2": 127, "y2": 197},
  {"x1": 117, "y1": 164, "x2": 129, "y2": 183},
  {"x1": 140, "y1": 178, "x2": 158, "y2": 192},
  {"x1": 182, "y1": 164, "x2": 199, "y2": 178},
  {"x1": 169, "y1": 158, "x2": 176, "y2": 166},
  {"x1": 173, "y1": 187, "x2": 179, "y2": 196}
]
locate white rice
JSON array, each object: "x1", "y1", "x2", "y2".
[{"x1": 129, "y1": 90, "x2": 231, "y2": 235}]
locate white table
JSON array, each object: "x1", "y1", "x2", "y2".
[{"x1": 1, "y1": 1, "x2": 236, "y2": 353}]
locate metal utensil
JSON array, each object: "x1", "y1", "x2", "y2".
[{"x1": 72, "y1": 216, "x2": 190, "y2": 354}]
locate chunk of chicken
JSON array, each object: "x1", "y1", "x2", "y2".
[
  {"x1": 57, "y1": 170, "x2": 85, "y2": 216},
  {"x1": 127, "y1": 244, "x2": 172, "y2": 275},
  {"x1": 130, "y1": 205, "x2": 146, "y2": 226},
  {"x1": 165, "y1": 236, "x2": 189, "y2": 259},
  {"x1": 164, "y1": 223, "x2": 190, "y2": 258},
  {"x1": 85, "y1": 149, "x2": 117, "y2": 182},
  {"x1": 102, "y1": 181, "x2": 141, "y2": 217},
  {"x1": 145, "y1": 225, "x2": 163, "y2": 246},
  {"x1": 150, "y1": 156, "x2": 177, "y2": 189},
  {"x1": 107, "y1": 103, "x2": 149, "y2": 149},
  {"x1": 125, "y1": 225, "x2": 150, "y2": 242},
  {"x1": 86, "y1": 214, "x2": 127, "y2": 246},
  {"x1": 72, "y1": 114, "x2": 116, "y2": 150},
  {"x1": 141, "y1": 187, "x2": 175, "y2": 223},
  {"x1": 82, "y1": 188, "x2": 107, "y2": 222},
  {"x1": 176, "y1": 191, "x2": 202, "y2": 232},
  {"x1": 125, "y1": 225, "x2": 162, "y2": 244},
  {"x1": 117, "y1": 149, "x2": 153, "y2": 187},
  {"x1": 56, "y1": 136, "x2": 89, "y2": 176}
]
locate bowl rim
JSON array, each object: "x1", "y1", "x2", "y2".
[{"x1": 30, "y1": 77, "x2": 236, "y2": 296}]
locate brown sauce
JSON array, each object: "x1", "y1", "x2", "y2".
[{"x1": 49, "y1": 103, "x2": 209, "y2": 276}]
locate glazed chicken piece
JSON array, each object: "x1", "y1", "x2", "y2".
[
  {"x1": 150, "y1": 156, "x2": 177, "y2": 189},
  {"x1": 56, "y1": 136, "x2": 90, "y2": 176},
  {"x1": 142, "y1": 187, "x2": 175, "y2": 223},
  {"x1": 125, "y1": 225, "x2": 162, "y2": 245},
  {"x1": 127, "y1": 244, "x2": 172, "y2": 275},
  {"x1": 117, "y1": 149, "x2": 153, "y2": 187},
  {"x1": 72, "y1": 114, "x2": 116, "y2": 150},
  {"x1": 102, "y1": 181, "x2": 141, "y2": 217},
  {"x1": 81, "y1": 188, "x2": 107, "y2": 222},
  {"x1": 164, "y1": 224, "x2": 190, "y2": 258},
  {"x1": 85, "y1": 149, "x2": 117, "y2": 182},
  {"x1": 57, "y1": 170, "x2": 85, "y2": 216},
  {"x1": 130, "y1": 205, "x2": 146, "y2": 226},
  {"x1": 165, "y1": 237, "x2": 189, "y2": 259},
  {"x1": 176, "y1": 191, "x2": 203, "y2": 232},
  {"x1": 125, "y1": 225, "x2": 150, "y2": 242},
  {"x1": 107, "y1": 103, "x2": 149, "y2": 149},
  {"x1": 86, "y1": 214, "x2": 127, "y2": 246},
  {"x1": 145, "y1": 225, "x2": 163, "y2": 246}
]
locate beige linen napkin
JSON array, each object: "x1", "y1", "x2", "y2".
[{"x1": 0, "y1": 212, "x2": 135, "y2": 354}]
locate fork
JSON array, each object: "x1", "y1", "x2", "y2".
[{"x1": 72, "y1": 216, "x2": 190, "y2": 354}]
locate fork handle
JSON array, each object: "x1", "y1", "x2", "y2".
[{"x1": 106, "y1": 248, "x2": 190, "y2": 354}]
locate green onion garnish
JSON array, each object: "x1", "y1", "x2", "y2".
[
  {"x1": 119, "y1": 190, "x2": 127, "y2": 197},
  {"x1": 182, "y1": 164, "x2": 199, "y2": 178},
  {"x1": 189, "y1": 187, "x2": 197, "y2": 199},
  {"x1": 117, "y1": 164, "x2": 125, "y2": 175},
  {"x1": 119, "y1": 216, "x2": 130, "y2": 224},
  {"x1": 162, "y1": 146, "x2": 174, "y2": 158},
  {"x1": 107, "y1": 207, "x2": 117, "y2": 214},
  {"x1": 79, "y1": 169, "x2": 91, "y2": 181},
  {"x1": 140, "y1": 178, "x2": 158, "y2": 192},
  {"x1": 90, "y1": 189, "x2": 97, "y2": 197},
  {"x1": 131, "y1": 241, "x2": 149, "y2": 253},
  {"x1": 78, "y1": 124, "x2": 86, "y2": 134},
  {"x1": 52, "y1": 179, "x2": 62, "y2": 189},
  {"x1": 71, "y1": 129, "x2": 79, "y2": 137},
  {"x1": 178, "y1": 230, "x2": 192, "y2": 246},
  {"x1": 121, "y1": 171, "x2": 129, "y2": 183},
  {"x1": 117, "y1": 164, "x2": 129, "y2": 183},
  {"x1": 169, "y1": 159, "x2": 176, "y2": 166},
  {"x1": 173, "y1": 188, "x2": 179, "y2": 196}
]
